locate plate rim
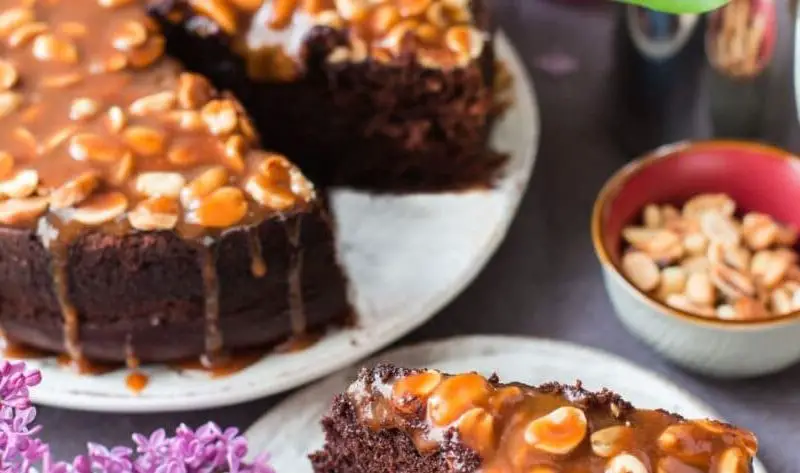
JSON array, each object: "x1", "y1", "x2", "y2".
[
  {"x1": 244, "y1": 335, "x2": 769, "y2": 473},
  {"x1": 25, "y1": 31, "x2": 542, "y2": 413}
]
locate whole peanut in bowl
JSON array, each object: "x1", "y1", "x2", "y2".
[{"x1": 592, "y1": 141, "x2": 800, "y2": 378}]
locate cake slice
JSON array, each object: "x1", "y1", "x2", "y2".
[
  {"x1": 150, "y1": 0, "x2": 504, "y2": 191},
  {"x1": 310, "y1": 364, "x2": 758, "y2": 473}
]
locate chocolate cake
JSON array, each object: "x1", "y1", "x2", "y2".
[
  {"x1": 0, "y1": 0, "x2": 350, "y2": 367},
  {"x1": 149, "y1": 0, "x2": 504, "y2": 191},
  {"x1": 310, "y1": 365, "x2": 759, "y2": 473}
]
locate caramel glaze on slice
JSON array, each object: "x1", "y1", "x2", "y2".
[{"x1": 346, "y1": 365, "x2": 758, "y2": 473}]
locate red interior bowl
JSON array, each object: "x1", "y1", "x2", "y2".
[{"x1": 595, "y1": 141, "x2": 800, "y2": 265}]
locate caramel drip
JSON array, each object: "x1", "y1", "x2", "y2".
[
  {"x1": 0, "y1": 335, "x2": 49, "y2": 359},
  {"x1": 275, "y1": 332, "x2": 320, "y2": 353},
  {"x1": 347, "y1": 369, "x2": 759, "y2": 473},
  {"x1": 36, "y1": 214, "x2": 129, "y2": 365},
  {"x1": 125, "y1": 371, "x2": 149, "y2": 394},
  {"x1": 197, "y1": 241, "x2": 224, "y2": 367},
  {"x1": 247, "y1": 227, "x2": 267, "y2": 278},
  {"x1": 37, "y1": 216, "x2": 81, "y2": 361},
  {"x1": 286, "y1": 216, "x2": 306, "y2": 335},
  {"x1": 49, "y1": 247, "x2": 80, "y2": 359},
  {"x1": 172, "y1": 347, "x2": 265, "y2": 378},
  {"x1": 124, "y1": 334, "x2": 139, "y2": 369},
  {"x1": 56, "y1": 353, "x2": 117, "y2": 375}
]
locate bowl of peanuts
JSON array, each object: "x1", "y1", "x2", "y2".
[{"x1": 592, "y1": 140, "x2": 800, "y2": 378}]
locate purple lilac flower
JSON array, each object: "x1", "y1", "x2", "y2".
[{"x1": 0, "y1": 361, "x2": 276, "y2": 473}]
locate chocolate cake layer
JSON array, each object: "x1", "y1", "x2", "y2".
[
  {"x1": 0, "y1": 0, "x2": 350, "y2": 367},
  {"x1": 310, "y1": 364, "x2": 758, "y2": 473},
  {"x1": 151, "y1": 0, "x2": 504, "y2": 192},
  {"x1": 0, "y1": 204, "x2": 349, "y2": 363}
]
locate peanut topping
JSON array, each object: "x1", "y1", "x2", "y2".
[
  {"x1": 186, "y1": 186, "x2": 248, "y2": 228},
  {"x1": 656, "y1": 422, "x2": 755, "y2": 468},
  {"x1": 181, "y1": 166, "x2": 230, "y2": 208},
  {"x1": 0, "y1": 8, "x2": 34, "y2": 37},
  {"x1": 622, "y1": 193, "x2": 800, "y2": 320},
  {"x1": 456, "y1": 407, "x2": 495, "y2": 457},
  {"x1": 201, "y1": 99, "x2": 239, "y2": 135},
  {"x1": 605, "y1": 454, "x2": 648, "y2": 473},
  {"x1": 523, "y1": 406, "x2": 587, "y2": 455},
  {"x1": 716, "y1": 448, "x2": 749, "y2": 473},
  {"x1": 267, "y1": 0, "x2": 300, "y2": 29},
  {"x1": 49, "y1": 171, "x2": 100, "y2": 209},
  {"x1": 69, "y1": 98, "x2": 102, "y2": 122},
  {"x1": 0, "y1": 59, "x2": 18, "y2": 89},
  {"x1": 32, "y1": 33, "x2": 78, "y2": 63},
  {"x1": 128, "y1": 196, "x2": 179, "y2": 231},
  {"x1": 696, "y1": 420, "x2": 759, "y2": 456},
  {"x1": 135, "y1": 172, "x2": 186, "y2": 199},
  {"x1": 129, "y1": 91, "x2": 176, "y2": 115},
  {"x1": 392, "y1": 370, "x2": 443, "y2": 402},
  {"x1": 0, "y1": 151, "x2": 13, "y2": 178},
  {"x1": 590, "y1": 426, "x2": 634, "y2": 458},
  {"x1": 0, "y1": 169, "x2": 37, "y2": 198},
  {"x1": 71, "y1": 191, "x2": 128, "y2": 226},
  {"x1": 106, "y1": 106, "x2": 127, "y2": 133},
  {"x1": 245, "y1": 153, "x2": 305, "y2": 210},
  {"x1": 122, "y1": 126, "x2": 166, "y2": 156},
  {"x1": 0, "y1": 196, "x2": 48, "y2": 225},
  {"x1": 190, "y1": 0, "x2": 239, "y2": 34},
  {"x1": 223, "y1": 135, "x2": 247, "y2": 173},
  {"x1": 348, "y1": 368, "x2": 759, "y2": 473},
  {"x1": 112, "y1": 20, "x2": 148, "y2": 51},
  {"x1": 177, "y1": 73, "x2": 213, "y2": 110},
  {"x1": 7, "y1": 21, "x2": 47, "y2": 48},
  {"x1": 0, "y1": 0, "x2": 314, "y2": 235},
  {"x1": 170, "y1": 0, "x2": 485, "y2": 74},
  {"x1": 427, "y1": 373, "x2": 490, "y2": 426},
  {"x1": 68, "y1": 133, "x2": 127, "y2": 163}
]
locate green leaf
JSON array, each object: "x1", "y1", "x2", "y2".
[{"x1": 616, "y1": 0, "x2": 730, "y2": 13}]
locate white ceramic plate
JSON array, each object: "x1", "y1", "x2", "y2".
[
  {"x1": 245, "y1": 335, "x2": 768, "y2": 473},
  {"x1": 20, "y1": 33, "x2": 540, "y2": 413}
]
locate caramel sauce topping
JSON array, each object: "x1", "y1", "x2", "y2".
[
  {"x1": 173, "y1": 0, "x2": 486, "y2": 80},
  {"x1": 0, "y1": 0, "x2": 315, "y2": 237},
  {"x1": 348, "y1": 369, "x2": 759, "y2": 473}
]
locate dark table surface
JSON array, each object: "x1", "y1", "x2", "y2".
[{"x1": 39, "y1": 3, "x2": 800, "y2": 473}]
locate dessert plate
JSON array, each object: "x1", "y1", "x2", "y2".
[
  {"x1": 22, "y1": 33, "x2": 540, "y2": 412},
  {"x1": 245, "y1": 335, "x2": 769, "y2": 473}
]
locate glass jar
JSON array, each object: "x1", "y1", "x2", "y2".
[
  {"x1": 705, "y1": 0, "x2": 787, "y2": 143},
  {"x1": 609, "y1": 6, "x2": 707, "y2": 157}
]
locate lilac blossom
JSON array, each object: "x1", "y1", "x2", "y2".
[{"x1": 0, "y1": 361, "x2": 275, "y2": 473}]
